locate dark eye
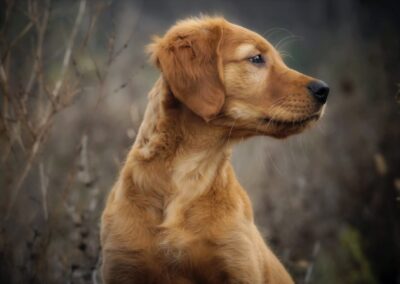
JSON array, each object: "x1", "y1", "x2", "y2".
[{"x1": 248, "y1": 54, "x2": 265, "y2": 65}]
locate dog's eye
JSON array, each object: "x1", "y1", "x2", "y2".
[{"x1": 248, "y1": 54, "x2": 265, "y2": 65}]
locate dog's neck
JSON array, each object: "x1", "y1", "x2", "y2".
[
  {"x1": 122, "y1": 77, "x2": 233, "y2": 206},
  {"x1": 133, "y1": 77, "x2": 230, "y2": 159}
]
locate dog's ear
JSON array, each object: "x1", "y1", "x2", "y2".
[{"x1": 147, "y1": 23, "x2": 225, "y2": 121}]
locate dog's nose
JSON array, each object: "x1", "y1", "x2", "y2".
[{"x1": 307, "y1": 80, "x2": 330, "y2": 104}]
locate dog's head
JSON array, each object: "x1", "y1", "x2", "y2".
[{"x1": 147, "y1": 16, "x2": 329, "y2": 139}]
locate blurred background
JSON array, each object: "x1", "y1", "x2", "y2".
[{"x1": 1, "y1": 0, "x2": 399, "y2": 283}]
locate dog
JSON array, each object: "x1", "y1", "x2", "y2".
[{"x1": 100, "y1": 16, "x2": 329, "y2": 284}]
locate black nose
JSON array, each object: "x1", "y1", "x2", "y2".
[{"x1": 307, "y1": 80, "x2": 330, "y2": 104}]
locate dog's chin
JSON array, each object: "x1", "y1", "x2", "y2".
[{"x1": 259, "y1": 114, "x2": 320, "y2": 138}]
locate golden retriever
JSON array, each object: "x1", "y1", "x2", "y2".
[{"x1": 101, "y1": 16, "x2": 329, "y2": 284}]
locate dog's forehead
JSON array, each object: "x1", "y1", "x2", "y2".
[{"x1": 224, "y1": 22, "x2": 272, "y2": 53}]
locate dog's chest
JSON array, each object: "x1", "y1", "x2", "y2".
[{"x1": 154, "y1": 227, "x2": 230, "y2": 282}]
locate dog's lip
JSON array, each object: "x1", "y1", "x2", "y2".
[{"x1": 262, "y1": 114, "x2": 320, "y2": 127}]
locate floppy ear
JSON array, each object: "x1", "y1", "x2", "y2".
[{"x1": 147, "y1": 24, "x2": 225, "y2": 121}]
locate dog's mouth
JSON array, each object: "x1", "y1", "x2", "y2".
[
  {"x1": 212, "y1": 112, "x2": 321, "y2": 138},
  {"x1": 262, "y1": 114, "x2": 320, "y2": 128}
]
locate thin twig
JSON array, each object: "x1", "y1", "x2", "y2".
[
  {"x1": 39, "y1": 162, "x2": 49, "y2": 221},
  {"x1": 304, "y1": 241, "x2": 321, "y2": 284},
  {"x1": 24, "y1": 0, "x2": 50, "y2": 98},
  {"x1": 0, "y1": 0, "x2": 16, "y2": 37},
  {"x1": 1, "y1": 22, "x2": 33, "y2": 62},
  {"x1": 78, "y1": 134, "x2": 92, "y2": 185},
  {"x1": 5, "y1": 0, "x2": 88, "y2": 218},
  {"x1": 6, "y1": 112, "x2": 79, "y2": 219},
  {"x1": 52, "y1": 0, "x2": 86, "y2": 99}
]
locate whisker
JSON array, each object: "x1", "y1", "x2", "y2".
[
  {"x1": 265, "y1": 146, "x2": 286, "y2": 177},
  {"x1": 287, "y1": 138, "x2": 297, "y2": 165},
  {"x1": 224, "y1": 118, "x2": 237, "y2": 144},
  {"x1": 261, "y1": 95, "x2": 292, "y2": 128},
  {"x1": 279, "y1": 51, "x2": 294, "y2": 60},
  {"x1": 254, "y1": 118, "x2": 264, "y2": 135},
  {"x1": 262, "y1": 27, "x2": 295, "y2": 40},
  {"x1": 275, "y1": 35, "x2": 303, "y2": 51}
]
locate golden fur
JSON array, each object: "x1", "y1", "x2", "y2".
[{"x1": 101, "y1": 16, "x2": 327, "y2": 283}]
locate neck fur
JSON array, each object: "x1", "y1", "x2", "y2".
[{"x1": 121, "y1": 77, "x2": 232, "y2": 210}]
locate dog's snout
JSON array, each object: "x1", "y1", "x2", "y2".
[{"x1": 307, "y1": 80, "x2": 330, "y2": 104}]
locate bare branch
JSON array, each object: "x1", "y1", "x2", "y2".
[
  {"x1": 39, "y1": 162, "x2": 49, "y2": 221},
  {"x1": 6, "y1": 134, "x2": 41, "y2": 219},
  {"x1": 304, "y1": 241, "x2": 321, "y2": 284},
  {"x1": 24, "y1": 0, "x2": 50, "y2": 98},
  {"x1": 0, "y1": 0, "x2": 16, "y2": 37},
  {"x1": 78, "y1": 134, "x2": 92, "y2": 186},
  {"x1": 5, "y1": 0, "x2": 89, "y2": 218},
  {"x1": 1, "y1": 22, "x2": 33, "y2": 62},
  {"x1": 52, "y1": 0, "x2": 86, "y2": 99}
]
